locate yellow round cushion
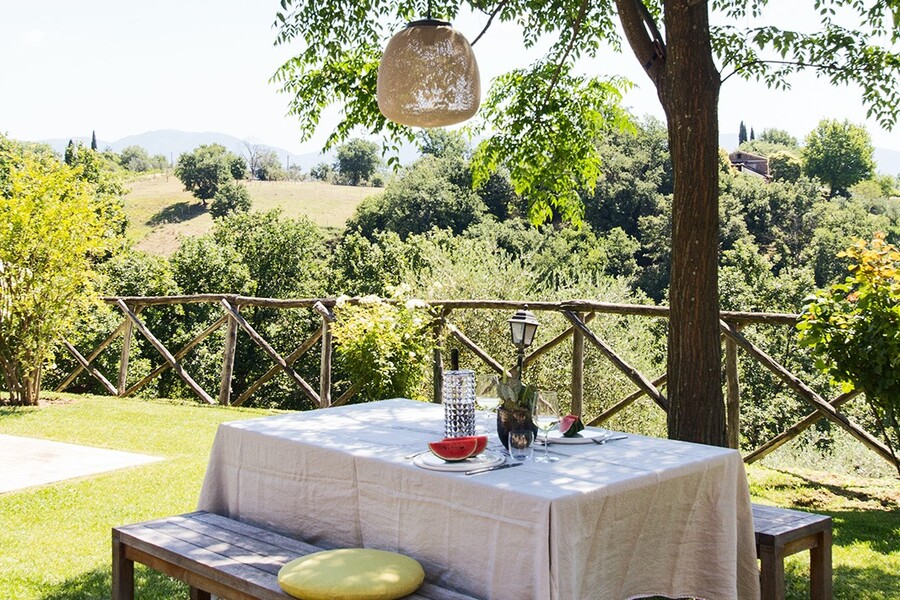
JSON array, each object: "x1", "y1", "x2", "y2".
[{"x1": 277, "y1": 548, "x2": 425, "y2": 600}]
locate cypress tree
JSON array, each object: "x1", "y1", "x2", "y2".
[
  {"x1": 64, "y1": 140, "x2": 76, "y2": 165},
  {"x1": 750, "y1": 127, "x2": 755, "y2": 141},
  {"x1": 738, "y1": 121, "x2": 747, "y2": 145},
  {"x1": 91, "y1": 130, "x2": 98, "y2": 151}
]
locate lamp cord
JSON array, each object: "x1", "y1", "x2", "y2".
[{"x1": 426, "y1": 0, "x2": 431, "y2": 20}]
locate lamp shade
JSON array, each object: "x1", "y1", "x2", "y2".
[
  {"x1": 508, "y1": 310, "x2": 539, "y2": 348},
  {"x1": 376, "y1": 19, "x2": 480, "y2": 128}
]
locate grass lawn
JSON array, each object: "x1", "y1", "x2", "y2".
[
  {"x1": 123, "y1": 174, "x2": 380, "y2": 255},
  {"x1": 1, "y1": 394, "x2": 897, "y2": 599}
]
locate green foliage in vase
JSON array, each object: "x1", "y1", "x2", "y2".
[
  {"x1": 497, "y1": 377, "x2": 538, "y2": 413},
  {"x1": 330, "y1": 293, "x2": 433, "y2": 403},
  {"x1": 797, "y1": 233, "x2": 900, "y2": 472}
]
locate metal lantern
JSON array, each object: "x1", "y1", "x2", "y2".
[
  {"x1": 376, "y1": 19, "x2": 480, "y2": 128},
  {"x1": 508, "y1": 309, "x2": 540, "y2": 348},
  {"x1": 508, "y1": 309, "x2": 539, "y2": 377}
]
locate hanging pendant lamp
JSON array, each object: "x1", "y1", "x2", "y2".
[{"x1": 376, "y1": 11, "x2": 480, "y2": 128}]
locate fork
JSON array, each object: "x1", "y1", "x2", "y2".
[{"x1": 592, "y1": 435, "x2": 628, "y2": 445}]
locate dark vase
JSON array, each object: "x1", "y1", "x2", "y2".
[{"x1": 496, "y1": 407, "x2": 538, "y2": 450}]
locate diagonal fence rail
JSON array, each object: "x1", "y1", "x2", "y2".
[{"x1": 56, "y1": 294, "x2": 898, "y2": 470}]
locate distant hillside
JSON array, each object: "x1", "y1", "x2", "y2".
[
  {"x1": 125, "y1": 176, "x2": 379, "y2": 256},
  {"x1": 874, "y1": 148, "x2": 900, "y2": 176},
  {"x1": 37, "y1": 128, "x2": 900, "y2": 175},
  {"x1": 43, "y1": 130, "x2": 330, "y2": 171},
  {"x1": 41, "y1": 129, "x2": 420, "y2": 171}
]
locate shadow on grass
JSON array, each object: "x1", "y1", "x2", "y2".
[
  {"x1": 0, "y1": 405, "x2": 37, "y2": 420},
  {"x1": 767, "y1": 468, "x2": 895, "y2": 508},
  {"x1": 783, "y1": 563, "x2": 900, "y2": 600},
  {"x1": 831, "y1": 508, "x2": 900, "y2": 555},
  {"x1": 147, "y1": 201, "x2": 206, "y2": 226},
  {"x1": 41, "y1": 565, "x2": 186, "y2": 600}
]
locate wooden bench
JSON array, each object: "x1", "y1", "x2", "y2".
[
  {"x1": 752, "y1": 503, "x2": 832, "y2": 600},
  {"x1": 112, "y1": 511, "x2": 479, "y2": 600}
]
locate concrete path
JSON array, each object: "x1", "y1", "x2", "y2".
[{"x1": 0, "y1": 434, "x2": 162, "y2": 494}]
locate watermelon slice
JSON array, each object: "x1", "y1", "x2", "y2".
[
  {"x1": 559, "y1": 414, "x2": 585, "y2": 437},
  {"x1": 428, "y1": 437, "x2": 481, "y2": 461},
  {"x1": 444, "y1": 435, "x2": 488, "y2": 456}
]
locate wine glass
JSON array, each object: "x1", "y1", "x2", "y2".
[
  {"x1": 475, "y1": 374, "x2": 501, "y2": 433},
  {"x1": 533, "y1": 391, "x2": 559, "y2": 463}
]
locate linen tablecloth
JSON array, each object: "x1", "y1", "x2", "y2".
[{"x1": 198, "y1": 398, "x2": 760, "y2": 600}]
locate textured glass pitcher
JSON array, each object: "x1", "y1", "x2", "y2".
[{"x1": 442, "y1": 369, "x2": 476, "y2": 438}]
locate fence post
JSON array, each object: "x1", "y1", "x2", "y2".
[
  {"x1": 219, "y1": 300, "x2": 240, "y2": 405},
  {"x1": 571, "y1": 311, "x2": 585, "y2": 417},
  {"x1": 725, "y1": 322, "x2": 741, "y2": 450},
  {"x1": 432, "y1": 310, "x2": 447, "y2": 404},
  {"x1": 313, "y1": 301, "x2": 335, "y2": 408},
  {"x1": 117, "y1": 305, "x2": 138, "y2": 396}
]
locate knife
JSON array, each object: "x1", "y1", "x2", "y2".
[{"x1": 465, "y1": 462, "x2": 523, "y2": 476}]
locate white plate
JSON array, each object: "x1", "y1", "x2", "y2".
[
  {"x1": 545, "y1": 427, "x2": 614, "y2": 445},
  {"x1": 414, "y1": 449, "x2": 505, "y2": 472}
]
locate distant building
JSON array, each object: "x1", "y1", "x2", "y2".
[{"x1": 729, "y1": 151, "x2": 769, "y2": 179}]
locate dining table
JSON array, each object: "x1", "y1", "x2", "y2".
[{"x1": 197, "y1": 398, "x2": 760, "y2": 600}]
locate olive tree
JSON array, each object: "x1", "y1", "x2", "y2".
[
  {"x1": 175, "y1": 144, "x2": 246, "y2": 204},
  {"x1": 272, "y1": 1, "x2": 900, "y2": 445},
  {"x1": 0, "y1": 138, "x2": 116, "y2": 405}
]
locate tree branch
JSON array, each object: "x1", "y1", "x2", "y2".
[
  {"x1": 471, "y1": 0, "x2": 510, "y2": 46},
  {"x1": 540, "y1": 0, "x2": 590, "y2": 109},
  {"x1": 615, "y1": 0, "x2": 665, "y2": 86},
  {"x1": 720, "y1": 58, "x2": 853, "y2": 83}
]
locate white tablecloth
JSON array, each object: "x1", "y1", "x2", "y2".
[{"x1": 198, "y1": 399, "x2": 760, "y2": 600}]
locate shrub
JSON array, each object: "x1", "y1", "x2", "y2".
[
  {"x1": 331, "y1": 294, "x2": 434, "y2": 403},
  {"x1": 797, "y1": 233, "x2": 900, "y2": 473},
  {"x1": 0, "y1": 139, "x2": 116, "y2": 404},
  {"x1": 210, "y1": 181, "x2": 252, "y2": 218}
]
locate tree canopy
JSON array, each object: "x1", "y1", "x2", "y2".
[
  {"x1": 272, "y1": 0, "x2": 900, "y2": 445},
  {"x1": 0, "y1": 136, "x2": 121, "y2": 405},
  {"x1": 803, "y1": 118, "x2": 876, "y2": 197},
  {"x1": 175, "y1": 144, "x2": 246, "y2": 203},
  {"x1": 335, "y1": 138, "x2": 381, "y2": 185}
]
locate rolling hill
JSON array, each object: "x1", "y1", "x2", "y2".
[{"x1": 124, "y1": 175, "x2": 380, "y2": 256}]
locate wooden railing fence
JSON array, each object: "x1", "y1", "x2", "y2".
[{"x1": 57, "y1": 295, "x2": 898, "y2": 470}]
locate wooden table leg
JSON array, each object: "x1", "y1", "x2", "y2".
[
  {"x1": 759, "y1": 544, "x2": 785, "y2": 600},
  {"x1": 189, "y1": 586, "x2": 212, "y2": 600},
  {"x1": 111, "y1": 533, "x2": 134, "y2": 600},
  {"x1": 810, "y1": 528, "x2": 833, "y2": 600}
]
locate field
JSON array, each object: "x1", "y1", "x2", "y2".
[
  {"x1": 123, "y1": 174, "x2": 380, "y2": 255},
  {"x1": 0, "y1": 394, "x2": 896, "y2": 599}
]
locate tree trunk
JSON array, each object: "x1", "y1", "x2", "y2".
[
  {"x1": 0, "y1": 356, "x2": 40, "y2": 406},
  {"x1": 617, "y1": 0, "x2": 725, "y2": 445},
  {"x1": 659, "y1": 1, "x2": 725, "y2": 446}
]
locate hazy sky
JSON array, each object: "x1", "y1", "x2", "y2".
[{"x1": 1, "y1": 1, "x2": 897, "y2": 156}]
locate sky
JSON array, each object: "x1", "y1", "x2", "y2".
[{"x1": 1, "y1": 1, "x2": 898, "y2": 160}]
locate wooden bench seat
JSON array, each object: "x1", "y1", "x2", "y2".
[
  {"x1": 752, "y1": 503, "x2": 832, "y2": 600},
  {"x1": 112, "y1": 511, "x2": 479, "y2": 600}
]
